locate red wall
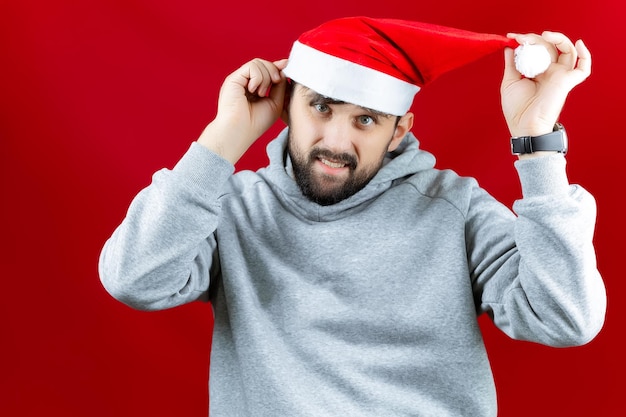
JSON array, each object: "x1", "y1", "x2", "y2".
[{"x1": 2, "y1": 1, "x2": 623, "y2": 415}]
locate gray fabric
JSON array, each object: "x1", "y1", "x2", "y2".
[{"x1": 99, "y1": 128, "x2": 606, "y2": 417}]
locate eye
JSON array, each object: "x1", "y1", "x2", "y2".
[
  {"x1": 357, "y1": 115, "x2": 375, "y2": 126},
  {"x1": 314, "y1": 103, "x2": 330, "y2": 113}
]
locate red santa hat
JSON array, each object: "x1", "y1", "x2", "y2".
[{"x1": 283, "y1": 16, "x2": 548, "y2": 116}]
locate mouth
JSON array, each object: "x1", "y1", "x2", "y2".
[
  {"x1": 319, "y1": 158, "x2": 348, "y2": 169},
  {"x1": 309, "y1": 148, "x2": 357, "y2": 176}
]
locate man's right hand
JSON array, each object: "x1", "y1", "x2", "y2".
[{"x1": 197, "y1": 58, "x2": 289, "y2": 164}]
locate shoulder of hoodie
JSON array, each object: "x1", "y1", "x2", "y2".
[
  {"x1": 397, "y1": 168, "x2": 488, "y2": 215},
  {"x1": 218, "y1": 167, "x2": 275, "y2": 200}
]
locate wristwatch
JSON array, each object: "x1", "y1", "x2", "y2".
[{"x1": 511, "y1": 123, "x2": 568, "y2": 155}]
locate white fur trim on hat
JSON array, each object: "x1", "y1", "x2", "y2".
[{"x1": 283, "y1": 41, "x2": 420, "y2": 116}]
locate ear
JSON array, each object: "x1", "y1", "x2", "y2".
[{"x1": 387, "y1": 112, "x2": 414, "y2": 151}]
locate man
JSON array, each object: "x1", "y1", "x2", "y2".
[{"x1": 99, "y1": 17, "x2": 606, "y2": 416}]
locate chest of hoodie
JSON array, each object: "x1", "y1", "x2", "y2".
[{"x1": 214, "y1": 176, "x2": 480, "y2": 336}]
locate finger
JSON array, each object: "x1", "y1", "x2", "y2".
[
  {"x1": 261, "y1": 64, "x2": 287, "y2": 102},
  {"x1": 254, "y1": 59, "x2": 288, "y2": 97},
  {"x1": 272, "y1": 58, "x2": 289, "y2": 73},
  {"x1": 542, "y1": 31, "x2": 578, "y2": 70},
  {"x1": 267, "y1": 74, "x2": 288, "y2": 112},
  {"x1": 568, "y1": 39, "x2": 592, "y2": 86},
  {"x1": 575, "y1": 39, "x2": 591, "y2": 74},
  {"x1": 247, "y1": 59, "x2": 273, "y2": 96},
  {"x1": 501, "y1": 47, "x2": 522, "y2": 85},
  {"x1": 507, "y1": 32, "x2": 559, "y2": 62}
]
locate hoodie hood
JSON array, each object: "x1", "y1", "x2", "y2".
[{"x1": 258, "y1": 127, "x2": 436, "y2": 221}]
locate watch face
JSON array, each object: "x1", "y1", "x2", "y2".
[{"x1": 555, "y1": 123, "x2": 568, "y2": 154}]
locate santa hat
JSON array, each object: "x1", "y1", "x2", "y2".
[{"x1": 283, "y1": 16, "x2": 549, "y2": 116}]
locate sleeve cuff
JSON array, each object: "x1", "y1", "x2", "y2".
[
  {"x1": 514, "y1": 154, "x2": 570, "y2": 198},
  {"x1": 172, "y1": 142, "x2": 235, "y2": 195}
]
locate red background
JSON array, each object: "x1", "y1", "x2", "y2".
[{"x1": 2, "y1": 1, "x2": 623, "y2": 416}]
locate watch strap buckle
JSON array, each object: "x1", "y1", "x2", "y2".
[{"x1": 511, "y1": 137, "x2": 533, "y2": 155}]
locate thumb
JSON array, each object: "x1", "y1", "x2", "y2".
[
  {"x1": 502, "y1": 47, "x2": 522, "y2": 87},
  {"x1": 267, "y1": 75, "x2": 287, "y2": 111}
]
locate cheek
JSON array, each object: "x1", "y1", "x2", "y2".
[
  {"x1": 290, "y1": 118, "x2": 323, "y2": 150},
  {"x1": 288, "y1": 127, "x2": 315, "y2": 163},
  {"x1": 355, "y1": 140, "x2": 391, "y2": 167}
]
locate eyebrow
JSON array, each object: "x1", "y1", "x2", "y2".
[{"x1": 301, "y1": 88, "x2": 392, "y2": 118}]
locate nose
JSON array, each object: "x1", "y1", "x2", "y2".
[{"x1": 319, "y1": 119, "x2": 354, "y2": 154}]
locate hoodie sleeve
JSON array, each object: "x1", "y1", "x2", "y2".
[
  {"x1": 98, "y1": 142, "x2": 235, "y2": 311},
  {"x1": 471, "y1": 154, "x2": 606, "y2": 347}
]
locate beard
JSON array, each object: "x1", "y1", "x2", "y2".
[{"x1": 287, "y1": 132, "x2": 387, "y2": 206}]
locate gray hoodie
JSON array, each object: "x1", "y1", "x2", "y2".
[{"x1": 99, "y1": 128, "x2": 606, "y2": 417}]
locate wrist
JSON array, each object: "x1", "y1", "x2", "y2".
[
  {"x1": 509, "y1": 124, "x2": 554, "y2": 138},
  {"x1": 511, "y1": 123, "x2": 568, "y2": 157},
  {"x1": 197, "y1": 120, "x2": 251, "y2": 165}
]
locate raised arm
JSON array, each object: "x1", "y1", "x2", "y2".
[
  {"x1": 99, "y1": 58, "x2": 287, "y2": 310},
  {"x1": 474, "y1": 32, "x2": 606, "y2": 345}
]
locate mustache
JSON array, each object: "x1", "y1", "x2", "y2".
[{"x1": 309, "y1": 148, "x2": 357, "y2": 170}]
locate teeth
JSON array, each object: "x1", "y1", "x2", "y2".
[{"x1": 321, "y1": 158, "x2": 346, "y2": 169}]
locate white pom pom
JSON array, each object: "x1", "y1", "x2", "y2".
[{"x1": 514, "y1": 43, "x2": 551, "y2": 78}]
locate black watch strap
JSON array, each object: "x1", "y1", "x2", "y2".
[{"x1": 511, "y1": 123, "x2": 567, "y2": 155}]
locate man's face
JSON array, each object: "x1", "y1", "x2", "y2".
[{"x1": 286, "y1": 85, "x2": 412, "y2": 206}]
